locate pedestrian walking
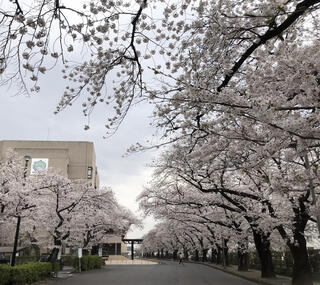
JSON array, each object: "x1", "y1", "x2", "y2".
[{"x1": 178, "y1": 252, "x2": 184, "y2": 265}]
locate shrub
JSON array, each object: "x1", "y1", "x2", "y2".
[
  {"x1": 0, "y1": 264, "x2": 11, "y2": 285},
  {"x1": 81, "y1": 256, "x2": 89, "y2": 271},
  {"x1": 15, "y1": 256, "x2": 37, "y2": 265},
  {"x1": 61, "y1": 255, "x2": 74, "y2": 266},
  {"x1": 53, "y1": 262, "x2": 60, "y2": 274},
  {"x1": 0, "y1": 262, "x2": 52, "y2": 285},
  {"x1": 72, "y1": 255, "x2": 103, "y2": 271},
  {"x1": 93, "y1": 256, "x2": 103, "y2": 269},
  {"x1": 36, "y1": 262, "x2": 52, "y2": 278},
  {"x1": 72, "y1": 256, "x2": 80, "y2": 270}
]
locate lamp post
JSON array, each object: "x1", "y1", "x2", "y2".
[{"x1": 11, "y1": 155, "x2": 31, "y2": 266}]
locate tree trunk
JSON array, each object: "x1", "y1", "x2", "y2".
[
  {"x1": 276, "y1": 197, "x2": 313, "y2": 284},
  {"x1": 290, "y1": 241, "x2": 313, "y2": 285},
  {"x1": 216, "y1": 247, "x2": 222, "y2": 264},
  {"x1": 194, "y1": 249, "x2": 199, "y2": 261},
  {"x1": 48, "y1": 247, "x2": 60, "y2": 272},
  {"x1": 211, "y1": 248, "x2": 217, "y2": 263},
  {"x1": 223, "y1": 240, "x2": 229, "y2": 266},
  {"x1": 238, "y1": 241, "x2": 248, "y2": 271},
  {"x1": 290, "y1": 201, "x2": 313, "y2": 285},
  {"x1": 285, "y1": 222, "x2": 313, "y2": 285},
  {"x1": 202, "y1": 249, "x2": 208, "y2": 262},
  {"x1": 49, "y1": 237, "x2": 62, "y2": 265},
  {"x1": 173, "y1": 249, "x2": 178, "y2": 260},
  {"x1": 238, "y1": 250, "x2": 249, "y2": 271},
  {"x1": 184, "y1": 250, "x2": 189, "y2": 261},
  {"x1": 252, "y1": 229, "x2": 276, "y2": 278},
  {"x1": 48, "y1": 247, "x2": 59, "y2": 263}
]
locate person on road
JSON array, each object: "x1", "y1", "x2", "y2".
[{"x1": 178, "y1": 252, "x2": 184, "y2": 265}]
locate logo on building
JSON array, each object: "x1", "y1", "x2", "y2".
[{"x1": 31, "y1": 158, "x2": 49, "y2": 174}]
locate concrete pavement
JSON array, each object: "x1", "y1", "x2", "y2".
[{"x1": 43, "y1": 260, "x2": 257, "y2": 285}]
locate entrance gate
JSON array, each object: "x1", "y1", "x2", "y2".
[{"x1": 121, "y1": 238, "x2": 143, "y2": 260}]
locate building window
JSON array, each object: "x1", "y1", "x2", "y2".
[{"x1": 87, "y1": 166, "x2": 93, "y2": 179}]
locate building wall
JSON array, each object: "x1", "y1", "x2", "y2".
[
  {"x1": 0, "y1": 140, "x2": 99, "y2": 188},
  {"x1": 103, "y1": 236, "x2": 127, "y2": 254}
]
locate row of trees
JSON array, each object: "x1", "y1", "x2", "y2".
[
  {"x1": 0, "y1": 151, "x2": 139, "y2": 259},
  {"x1": 138, "y1": 131, "x2": 320, "y2": 285},
  {"x1": 130, "y1": 2, "x2": 320, "y2": 285},
  {"x1": 1, "y1": 1, "x2": 320, "y2": 284}
]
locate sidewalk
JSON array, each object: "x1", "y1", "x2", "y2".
[
  {"x1": 56, "y1": 266, "x2": 75, "y2": 279},
  {"x1": 194, "y1": 262, "x2": 320, "y2": 285}
]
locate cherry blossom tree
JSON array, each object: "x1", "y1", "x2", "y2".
[
  {"x1": 0, "y1": 151, "x2": 140, "y2": 263},
  {"x1": 0, "y1": 0, "x2": 319, "y2": 134},
  {"x1": 139, "y1": 178, "x2": 251, "y2": 266},
  {"x1": 139, "y1": 129, "x2": 320, "y2": 284},
  {"x1": 139, "y1": 144, "x2": 276, "y2": 276},
  {"x1": 0, "y1": 151, "x2": 35, "y2": 220},
  {"x1": 30, "y1": 170, "x2": 140, "y2": 259},
  {"x1": 0, "y1": 150, "x2": 38, "y2": 265},
  {"x1": 68, "y1": 186, "x2": 140, "y2": 249},
  {"x1": 29, "y1": 170, "x2": 92, "y2": 252}
]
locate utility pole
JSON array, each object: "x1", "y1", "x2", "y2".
[{"x1": 11, "y1": 155, "x2": 31, "y2": 266}]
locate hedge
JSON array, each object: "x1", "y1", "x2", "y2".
[
  {"x1": 0, "y1": 262, "x2": 57, "y2": 285},
  {"x1": 72, "y1": 255, "x2": 103, "y2": 271},
  {"x1": 0, "y1": 265, "x2": 11, "y2": 285},
  {"x1": 15, "y1": 256, "x2": 37, "y2": 266},
  {"x1": 61, "y1": 255, "x2": 74, "y2": 266}
]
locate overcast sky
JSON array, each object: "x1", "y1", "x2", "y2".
[{"x1": 0, "y1": 63, "x2": 158, "y2": 238}]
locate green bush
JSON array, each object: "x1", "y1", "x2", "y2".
[
  {"x1": 15, "y1": 256, "x2": 37, "y2": 265},
  {"x1": 72, "y1": 256, "x2": 80, "y2": 270},
  {"x1": 0, "y1": 264, "x2": 11, "y2": 285},
  {"x1": 53, "y1": 262, "x2": 60, "y2": 274},
  {"x1": 0, "y1": 262, "x2": 52, "y2": 285},
  {"x1": 81, "y1": 256, "x2": 89, "y2": 271},
  {"x1": 36, "y1": 262, "x2": 52, "y2": 278},
  {"x1": 87, "y1": 256, "x2": 95, "y2": 269},
  {"x1": 72, "y1": 255, "x2": 103, "y2": 271},
  {"x1": 93, "y1": 256, "x2": 103, "y2": 269},
  {"x1": 61, "y1": 255, "x2": 74, "y2": 266}
]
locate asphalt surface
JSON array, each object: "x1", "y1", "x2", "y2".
[{"x1": 45, "y1": 261, "x2": 257, "y2": 285}]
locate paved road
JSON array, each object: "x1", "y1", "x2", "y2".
[{"x1": 45, "y1": 261, "x2": 257, "y2": 285}]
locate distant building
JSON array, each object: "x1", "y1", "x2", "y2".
[
  {"x1": 100, "y1": 236, "x2": 127, "y2": 257},
  {"x1": 0, "y1": 140, "x2": 99, "y2": 189}
]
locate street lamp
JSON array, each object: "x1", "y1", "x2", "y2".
[
  {"x1": 23, "y1": 155, "x2": 31, "y2": 178},
  {"x1": 11, "y1": 155, "x2": 31, "y2": 266}
]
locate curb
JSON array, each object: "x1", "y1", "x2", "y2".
[
  {"x1": 191, "y1": 262, "x2": 281, "y2": 285},
  {"x1": 188, "y1": 261, "x2": 291, "y2": 285}
]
